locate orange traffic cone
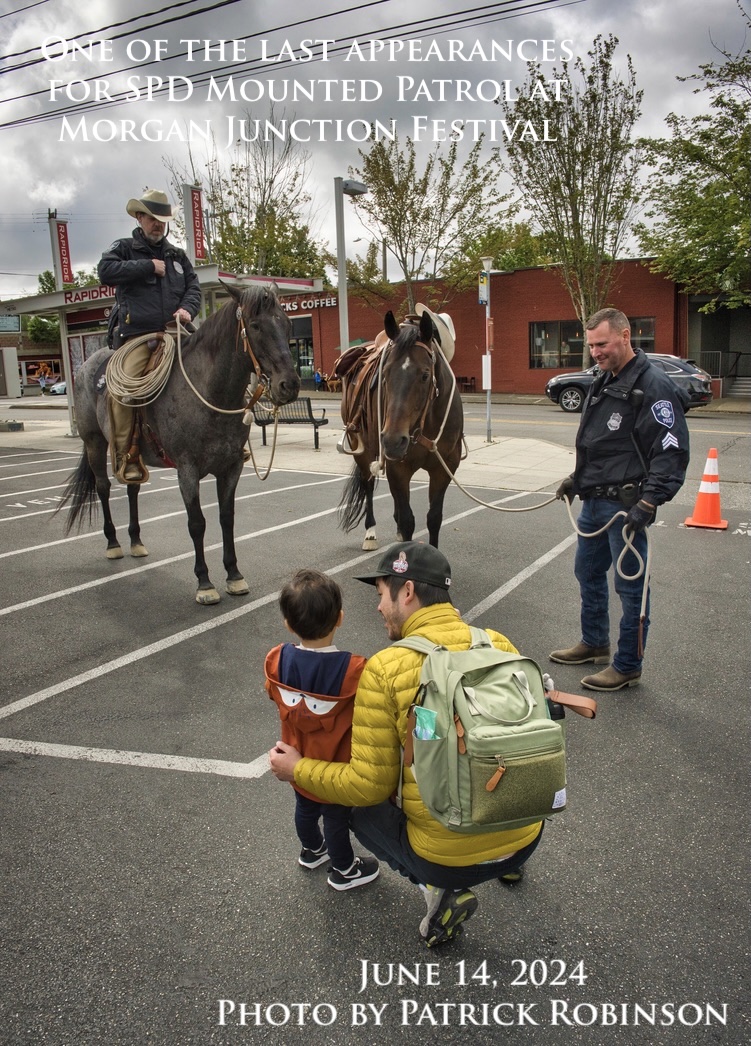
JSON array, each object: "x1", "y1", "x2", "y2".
[{"x1": 684, "y1": 448, "x2": 728, "y2": 529}]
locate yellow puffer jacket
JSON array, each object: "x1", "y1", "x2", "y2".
[{"x1": 295, "y1": 603, "x2": 543, "y2": 866}]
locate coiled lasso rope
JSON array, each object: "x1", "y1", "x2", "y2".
[{"x1": 106, "y1": 332, "x2": 176, "y2": 406}]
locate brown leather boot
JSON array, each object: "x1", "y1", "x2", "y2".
[
  {"x1": 581, "y1": 666, "x2": 641, "y2": 691},
  {"x1": 549, "y1": 642, "x2": 611, "y2": 665}
]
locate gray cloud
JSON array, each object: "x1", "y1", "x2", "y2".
[{"x1": 0, "y1": 0, "x2": 743, "y2": 298}]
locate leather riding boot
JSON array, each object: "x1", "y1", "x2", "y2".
[
  {"x1": 549, "y1": 642, "x2": 611, "y2": 665},
  {"x1": 580, "y1": 666, "x2": 642, "y2": 691}
]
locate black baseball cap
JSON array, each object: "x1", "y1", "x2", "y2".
[{"x1": 354, "y1": 541, "x2": 452, "y2": 589}]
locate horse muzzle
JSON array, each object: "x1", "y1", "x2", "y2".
[{"x1": 380, "y1": 433, "x2": 410, "y2": 460}]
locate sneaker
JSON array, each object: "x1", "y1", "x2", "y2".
[
  {"x1": 298, "y1": 843, "x2": 328, "y2": 869},
  {"x1": 419, "y1": 885, "x2": 445, "y2": 938},
  {"x1": 327, "y1": 856, "x2": 380, "y2": 891},
  {"x1": 422, "y1": 888, "x2": 478, "y2": 947},
  {"x1": 498, "y1": 868, "x2": 524, "y2": 885},
  {"x1": 581, "y1": 666, "x2": 641, "y2": 691},
  {"x1": 549, "y1": 642, "x2": 610, "y2": 665}
]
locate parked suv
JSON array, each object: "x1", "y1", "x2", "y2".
[{"x1": 545, "y1": 354, "x2": 713, "y2": 412}]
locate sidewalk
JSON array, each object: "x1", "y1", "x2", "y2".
[{"x1": 2, "y1": 391, "x2": 748, "y2": 493}]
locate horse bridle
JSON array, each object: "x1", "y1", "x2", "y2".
[
  {"x1": 374, "y1": 330, "x2": 456, "y2": 465},
  {"x1": 235, "y1": 306, "x2": 269, "y2": 408}
]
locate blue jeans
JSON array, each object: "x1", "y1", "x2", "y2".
[
  {"x1": 574, "y1": 497, "x2": 650, "y2": 674},
  {"x1": 295, "y1": 793, "x2": 354, "y2": 872},
  {"x1": 350, "y1": 801, "x2": 543, "y2": 890}
]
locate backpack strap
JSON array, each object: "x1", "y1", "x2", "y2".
[{"x1": 547, "y1": 688, "x2": 597, "y2": 719}]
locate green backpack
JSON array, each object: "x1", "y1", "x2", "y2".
[{"x1": 395, "y1": 628, "x2": 588, "y2": 834}]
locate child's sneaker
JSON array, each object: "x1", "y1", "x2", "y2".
[
  {"x1": 422, "y1": 888, "x2": 478, "y2": 947},
  {"x1": 298, "y1": 843, "x2": 329, "y2": 869},
  {"x1": 327, "y1": 856, "x2": 380, "y2": 891}
]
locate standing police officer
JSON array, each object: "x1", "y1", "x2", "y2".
[{"x1": 551, "y1": 308, "x2": 690, "y2": 691}]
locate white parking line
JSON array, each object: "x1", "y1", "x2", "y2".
[
  {"x1": 0, "y1": 738, "x2": 270, "y2": 779},
  {"x1": 0, "y1": 489, "x2": 569, "y2": 776}
]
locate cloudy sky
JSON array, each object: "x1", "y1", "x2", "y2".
[{"x1": 0, "y1": 0, "x2": 744, "y2": 300}]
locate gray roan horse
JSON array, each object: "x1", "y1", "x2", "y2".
[
  {"x1": 58, "y1": 283, "x2": 299, "y2": 604},
  {"x1": 338, "y1": 309, "x2": 464, "y2": 550}
]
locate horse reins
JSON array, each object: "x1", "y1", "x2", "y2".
[
  {"x1": 370, "y1": 327, "x2": 463, "y2": 478},
  {"x1": 174, "y1": 311, "x2": 283, "y2": 480}
]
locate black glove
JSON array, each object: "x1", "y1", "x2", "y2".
[
  {"x1": 625, "y1": 500, "x2": 655, "y2": 532},
  {"x1": 556, "y1": 476, "x2": 575, "y2": 502}
]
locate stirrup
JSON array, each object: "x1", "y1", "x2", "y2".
[
  {"x1": 336, "y1": 430, "x2": 364, "y2": 455},
  {"x1": 116, "y1": 455, "x2": 149, "y2": 485}
]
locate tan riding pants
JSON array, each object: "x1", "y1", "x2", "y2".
[{"x1": 108, "y1": 338, "x2": 155, "y2": 465}]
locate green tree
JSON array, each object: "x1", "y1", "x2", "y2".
[
  {"x1": 441, "y1": 220, "x2": 557, "y2": 287},
  {"x1": 349, "y1": 132, "x2": 508, "y2": 312},
  {"x1": 636, "y1": 2, "x2": 751, "y2": 311},
  {"x1": 27, "y1": 268, "x2": 100, "y2": 342},
  {"x1": 499, "y1": 35, "x2": 643, "y2": 360},
  {"x1": 163, "y1": 109, "x2": 333, "y2": 279}
]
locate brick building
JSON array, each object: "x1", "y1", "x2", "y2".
[{"x1": 282, "y1": 259, "x2": 694, "y2": 395}]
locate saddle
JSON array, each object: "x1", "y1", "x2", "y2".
[
  {"x1": 106, "y1": 331, "x2": 182, "y2": 483},
  {"x1": 334, "y1": 336, "x2": 388, "y2": 453}
]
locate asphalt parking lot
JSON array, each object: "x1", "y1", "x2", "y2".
[{"x1": 1, "y1": 398, "x2": 749, "y2": 1045}]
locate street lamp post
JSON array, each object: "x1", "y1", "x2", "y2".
[
  {"x1": 480, "y1": 256, "x2": 494, "y2": 443},
  {"x1": 334, "y1": 177, "x2": 368, "y2": 355}
]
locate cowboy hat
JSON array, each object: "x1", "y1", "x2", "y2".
[
  {"x1": 415, "y1": 303, "x2": 456, "y2": 362},
  {"x1": 126, "y1": 189, "x2": 173, "y2": 221}
]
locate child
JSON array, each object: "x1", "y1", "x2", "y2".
[{"x1": 265, "y1": 568, "x2": 380, "y2": 892}]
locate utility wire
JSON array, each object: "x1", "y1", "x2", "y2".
[{"x1": 0, "y1": 0, "x2": 579, "y2": 129}]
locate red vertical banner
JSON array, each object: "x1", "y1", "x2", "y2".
[
  {"x1": 56, "y1": 220, "x2": 74, "y2": 284},
  {"x1": 183, "y1": 184, "x2": 206, "y2": 263}
]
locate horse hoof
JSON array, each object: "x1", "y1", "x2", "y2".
[
  {"x1": 196, "y1": 588, "x2": 221, "y2": 605},
  {"x1": 362, "y1": 536, "x2": 379, "y2": 551},
  {"x1": 106, "y1": 546, "x2": 124, "y2": 560},
  {"x1": 226, "y1": 578, "x2": 249, "y2": 596},
  {"x1": 130, "y1": 544, "x2": 149, "y2": 558}
]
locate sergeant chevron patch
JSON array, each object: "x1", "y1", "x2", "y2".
[{"x1": 661, "y1": 431, "x2": 680, "y2": 450}]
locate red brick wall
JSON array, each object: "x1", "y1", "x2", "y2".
[{"x1": 284, "y1": 260, "x2": 683, "y2": 394}]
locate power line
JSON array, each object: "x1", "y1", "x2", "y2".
[
  {"x1": 0, "y1": 0, "x2": 51, "y2": 20},
  {"x1": 0, "y1": 0, "x2": 581, "y2": 130},
  {"x1": 0, "y1": 0, "x2": 247, "y2": 74}
]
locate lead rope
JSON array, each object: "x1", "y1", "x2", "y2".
[
  {"x1": 175, "y1": 314, "x2": 280, "y2": 481},
  {"x1": 430, "y1": 429, "x2": 650, "y2": 653}
]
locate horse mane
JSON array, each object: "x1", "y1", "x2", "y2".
[{"x1": 190, "y1": 284, "x2": 280, "y2": 355}]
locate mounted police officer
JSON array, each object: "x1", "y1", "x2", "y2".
[
  {"x1": 98, "y1": 189, "x2": 201, "y2": 482},
  {"x1": 551, "y1": 308, "x2": 690, "y2": 691}
]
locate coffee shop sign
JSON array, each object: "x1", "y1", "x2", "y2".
[{"x1": 282, "y1": 295, "x2": 337, "y2": 312}]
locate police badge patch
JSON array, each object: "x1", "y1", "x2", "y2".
[
  {"x1": 651, "y1": 400, "x2": 675, "y2": 428},
  {"x1": 607, "y1": 412, "x2": 623, "y2": 431}
]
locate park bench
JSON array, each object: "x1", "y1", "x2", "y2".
[{"x1": 251, "y1": 396, "x2": 329, "y2": 450}]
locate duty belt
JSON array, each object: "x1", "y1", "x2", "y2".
[
  {"x1": 584, "y1": 482, "x2": 642, "y2": 503},
  {"x1": 587, "y1": 485, "x2": 623, "y2": 500}
]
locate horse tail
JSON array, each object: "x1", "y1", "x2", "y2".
[
  {"x1": 337, "y1": 463, "x2": 374, "y2": 533},
  {"x1": 53, "y1": 451, "x2": 99, "y2": 534}
]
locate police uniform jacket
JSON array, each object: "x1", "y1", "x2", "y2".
[
  {"x1": 572, "y1": 349, "x2": 690, "y2": 507},
  {"x1": 98, "y1": 227, "x2": 201, "y2": 346},
  {"x1": 293, "y1": 603, "x2": 543, "y2": 867}
]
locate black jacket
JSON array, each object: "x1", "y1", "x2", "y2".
[
  {"x1": 573, "y1": 350, "x2": 690, "y2": 507},
  {"x1": 98, "y1": 227, "x2": 201, "y2": 346}
]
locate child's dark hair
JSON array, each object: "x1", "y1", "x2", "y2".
[{"x1": 279, "y1": 568, "x2": 343, "y2": 640}]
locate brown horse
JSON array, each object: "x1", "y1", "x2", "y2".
[{"x1": 337, "y1": 309, "x2": 464, "y2": 550}]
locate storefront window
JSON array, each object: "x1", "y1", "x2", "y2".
[
  {"x1": 289, "y1": 316, "x2": 314, "y2": 379},
  {"x1": 530, "y1": 321, "x2": 584, "y2": 369},
  {"x1": 530, "y1": 316, "x2": 654, "y2": 368}
]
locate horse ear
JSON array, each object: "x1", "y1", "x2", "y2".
[
  {"x1": 221, "y1": 281, "x2": 243, "y2": 304},
  {"x1": 419, "y1": 310, "x2": 433, "y2": 344},
  {"x1": 384, "y1": 311, "x2": 399, "y2": 340}
]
